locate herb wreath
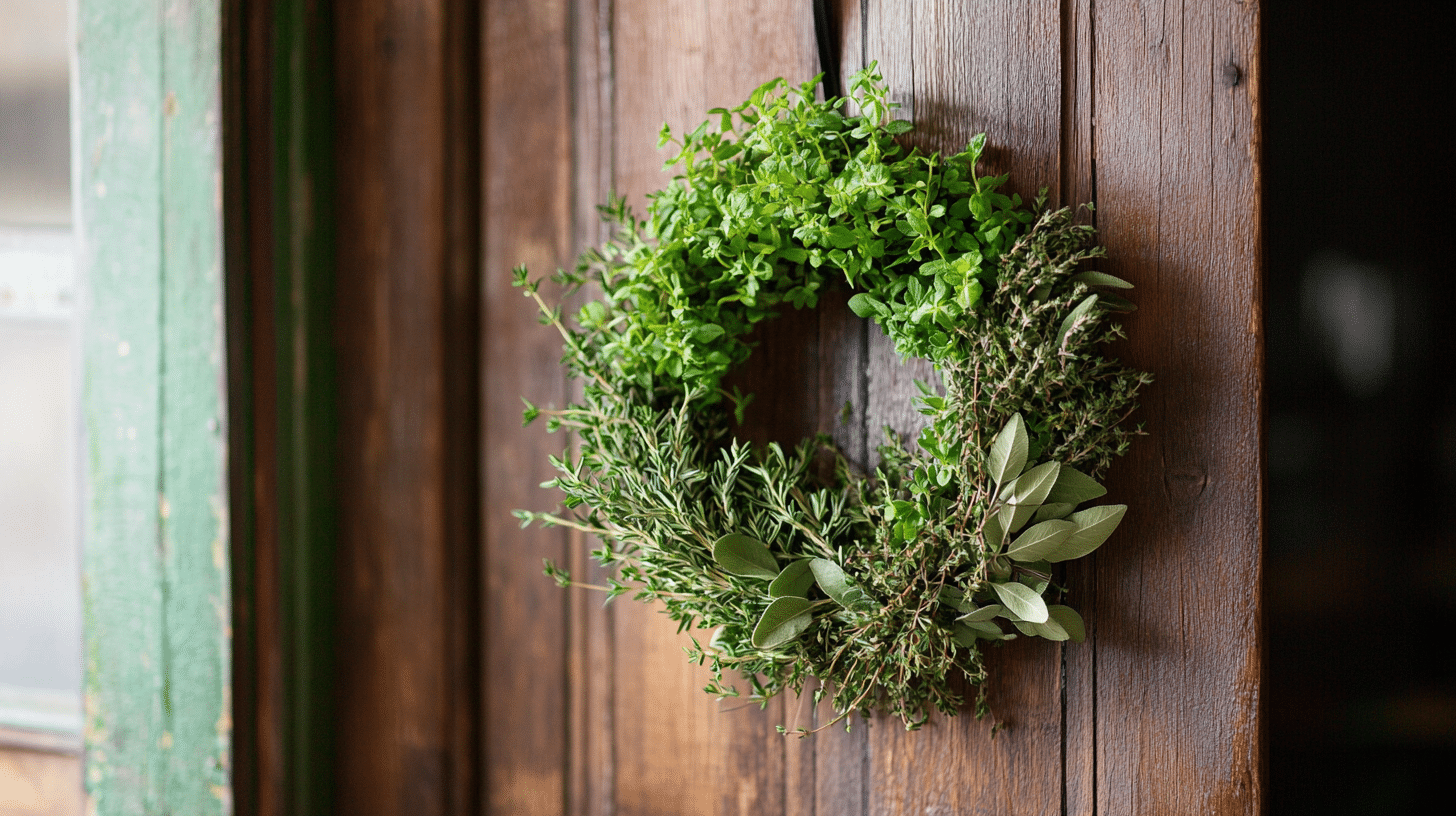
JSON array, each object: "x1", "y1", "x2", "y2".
[{"x1": 515, "y1": 65, "x2": 1151, "y2": 732}]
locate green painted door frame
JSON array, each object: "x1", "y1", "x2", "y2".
[
  {"x1": 79, "y1": 0, "x2": 338, "y2": 812},
  {"x1": 76, "y1": 0, "x2": 231, "y2": 813}
]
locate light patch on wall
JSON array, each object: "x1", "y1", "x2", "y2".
[{"x1": 1301, "y1": 250, "x2": 1396, "y2": 398}]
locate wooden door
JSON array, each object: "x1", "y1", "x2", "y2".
[{"x1": 481, "y1": 1, "x2": 1262, "y2": 815}]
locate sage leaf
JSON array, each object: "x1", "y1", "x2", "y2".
[
  {"x1": 982, "y1": 504, "x2": 1009, "y2": 548},
  {"x1": 1047, "y1": 605, "x2": 1087, "y2": 642},
  {"x1": 1045, "y1": 466, "x2": 1107, "y2": 504},
  {"x1": 1005, "y1": 461, "x2": 1061, "y2": 507},
  {"x1": 809, "y1": 558, "x2": 875, "y2": 612},
  {"x1": 1098, "y1": 294, "x2": 1138, "y2": 312},
  {"x1": 1045, "y1": 504, "x2": 1127, "y2": 563},
  {"x1": 958, "y1": 603, "x2": 1002, "y2": 623},
  {"x1": 1004, "y1": 519, "x2": 1075, "y2": 562},
  {"x1": 712, "y1": 533, "x2": 779, "y2": 579},
  {"x1": 938, "y1": 585, "x2": 971, "y2": 613},
  {"x1": 954, "y1": 620, "x2": 1010, "y2": 646},
  {"x1": 1055, "y1": 294, "x2": 1099, "y2": 351},
  {"x1": 991, "y1": 580, "x2": 1049, "y2": 624},
  {"x1": 1032, "y1": 502, "x2": 1076, "y2": 524},
  {"x1": 952, "y1": 622, "x2": 979, "y2": 647},
  {"x1": 987, "y1": 413, "x2": 1028, "y2": 488},
  {"x1": 769, "y1": 559, "x2": 815, "y2": 598},
  {"x1": 1071, "y1": 270, "x2": 1133, "y2": 289},
  {"x1": 1027, "y1": 617, "x2": 1071, "y2": 641},
  {"x1": 751, "y1": 596, "x2": 814, "y2": 649}
]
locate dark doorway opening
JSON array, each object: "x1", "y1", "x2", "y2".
[{"x1": 1265, "y1": 2, "x2": 1453, "y2": 811}]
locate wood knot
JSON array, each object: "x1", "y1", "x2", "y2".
[
  {"x1": 1223, "y1": 62, "x2": 1243, "y2": 88},
  {"x1": 1164, "y1": 465, "x2": 1208, "y2": 506}
]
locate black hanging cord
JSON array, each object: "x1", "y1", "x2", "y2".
[{"x1": 813, "y1": 0, "x2": 842, "y2": 101}]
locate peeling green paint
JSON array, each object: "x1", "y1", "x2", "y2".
[{"x1": 78, "y1": 1, "x2": 231, "y2": 813}]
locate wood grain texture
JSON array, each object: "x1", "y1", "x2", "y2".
[
  {"x1": 332, "y1": 1, "x2": 481, "y2": 814},
  {"x1": 604, "y1": 3, "x2": 818, "y2": 814},
  {"x1": 1070, "y1": 1, "x2": 1264, "y2": 813},
  {"x1": 77, "y1": 0, "x2": 232, "y2": 813},
  {"x1": 481, "y1": 2, "x2": 573, "y2": 815}
]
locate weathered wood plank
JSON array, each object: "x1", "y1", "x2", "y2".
[
  {"x1": 859, "y1": 3, "x2": 1068, "y2": 814},
  {"x1": 1074, "y1": 0, "x2": 1263, "y2": 813},
  {"x1": 566, "y1": 2, "x2": 616, "y2": 815},
  {"x1": 332, "y1": 1, "x2": 481, "y2": 813},
  {"x1": 78, "y1": 0, "x2": 231, "y2": 813},
  {"x1": 481, "y1": 2, "x2": 573, "y2": 815},
  {"x1": 605, "y1": 2, "x2": 817, "y2": 813}
]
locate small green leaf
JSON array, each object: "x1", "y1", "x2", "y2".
[
  {"x1": 1098, "y1": 293, "x2": 1138, "y2": 312},
  {"x1": 958, "y1": 604, "x2": 1002, "y2": 623},
  {"x1": 1055, "y1": 294, "x2": 1099, "y2": 350},
  {"x1": 987, "y1": 413, "x2": 1028, "y2": 488},
  {"x1": 692, "y1": 323, "x2": 726, "y2": 343},
  {"x1": 1071, "y1": 270, "x2": 1134, "y2": 289},
  {"x1": 1004, "y1": 519, "x2": 1076, "y2": 562},
  {"x1": 809, "y1": 558, "x2": 875, "y2": 611},
  {"x1": 1031, "y1": 502, "x2": 1076, "y2": 524},
  {"x1": 991, "y1": 580, "x2": 1049, "y2": 624},
  {"x1": 1045, "y1": 466, "x2": 1107, "y2": 505},
  {"x1": 884, "y1": 119, "x2": 914, "y2": 135},
  {"x1": 1045, "y1": 505, "x2": 1127, "y2": 563},
  {"x1": 847, "y1": 293, "x2": 887, "y2": 318},
  {"x1": 751, "y1": 597, "x2": 814, "y2": 649},
  {"x1": 1047, "y1": 605, "x2": 1087, "y2": 642},
  {"x1": 712, "y1": 533, "x2": 779, "y2": 579},
  {"x1": 769, "y1": 559, "x2": 815, "y2": 598}
]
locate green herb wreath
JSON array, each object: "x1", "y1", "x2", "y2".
[{"x1": 515, "y1": 65, "x2": 1151, "y2": 732}]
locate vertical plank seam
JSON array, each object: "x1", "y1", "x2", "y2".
[
  {"x1": 854, "y1": 11, "x2": 869, "y2": 816},
  {"x1": 564, "y1": 6, "x2": 581, "y2": 815},
  {"x1": 602, "y1": 3, "x2": 619, "y2": 812}
]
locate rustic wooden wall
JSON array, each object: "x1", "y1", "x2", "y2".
[{"x1": 277, "y1": 0, "x2": 1263, "y2": 813}]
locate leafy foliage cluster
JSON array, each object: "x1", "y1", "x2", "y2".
[{"x1": 515, "y1": 66, "x2": 1152, "y2": 731}]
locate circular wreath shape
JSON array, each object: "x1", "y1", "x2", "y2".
[{"x1": 516, "y1": 66, "x2": 1151, "y2": 732}]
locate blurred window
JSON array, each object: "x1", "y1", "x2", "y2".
[{"x1": 0, "y1": 0, "x2": 82, "y2": 738}]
